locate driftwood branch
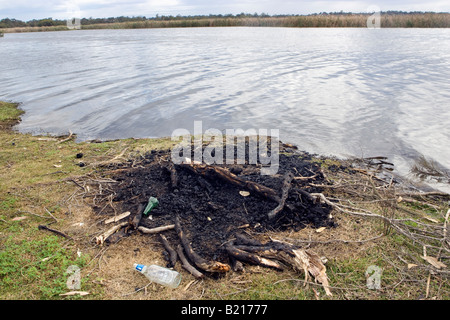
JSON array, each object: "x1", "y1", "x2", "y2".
[
  {"x1": 268, "y1": 171, "x2": 294, "y2": 220},
  {"x1": 138, "y1": 224, "x2": 175, "y2": 234}
]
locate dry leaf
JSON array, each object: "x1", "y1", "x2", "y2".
[
  {"x1": 315, "y1": 227, "x2": 326, "y2": 233},
  {"x1": 239, "y1": 191, "x2": 250, "y2": 197},
  {"x1": 407, "y1": 263, "x2": 418, "y2": 269},
  {"x1": 422, "y1": 256, "x2": 447, "y2": 269}
]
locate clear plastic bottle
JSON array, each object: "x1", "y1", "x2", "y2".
[{"x1": 133, "y1": 263, "x2": 181, "y2": 289}]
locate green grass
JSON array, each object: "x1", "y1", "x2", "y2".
[
  {"x1": 0, "y1": 101, "x2": 178, "y2": 299},
  {"x1": 0, "y1": 102, "x2": 24, "y2": 122},
  {"x1": 0, "y1": 232, "x2": 96, "y2": 299}
]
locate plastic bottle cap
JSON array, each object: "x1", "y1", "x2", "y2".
[{"x1": 134, "y1": 264, "x2": 144, "y2": 271}]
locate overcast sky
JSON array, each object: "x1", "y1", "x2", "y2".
[{"x1": 1, "y1": 0, "x2": 449, "y2": 21}]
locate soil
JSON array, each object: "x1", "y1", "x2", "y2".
[{"x1": 95, "y1": 141, "x2": 338, "y2": 267}]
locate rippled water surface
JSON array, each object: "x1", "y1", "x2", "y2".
[{"x1": 1, "y1": 28, "x2": 449, "y2": 187}]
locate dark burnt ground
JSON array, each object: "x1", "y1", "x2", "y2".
[{"x1": 97, "y1": 141, "x2": 337, "y2": 264}]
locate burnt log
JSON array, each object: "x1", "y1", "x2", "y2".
[
  {"x1": 130, "y1": 203, "x2": 144, "y2": 230},
  {"x1": 234, "y1": 233, "x2": 265, "y2": 246},
  {"x1": 159, "y1": 234, "x2": 178, "y2": 268},
  {"x1": 176, "y1": 245, "x2": 204, "y2": 279},
  {"x1": 174, "y1": 215, "x2": 230, "y2": 273}
]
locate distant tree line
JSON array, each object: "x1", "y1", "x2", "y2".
[
  {"x1": 0, "y1": 11, "x2": 448, "y2": 29},
  {"x1": 1, "y1": 11, "x2": 449, "y2": 30}
]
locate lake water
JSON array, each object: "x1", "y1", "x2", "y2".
[{"x1": 1, "y1": 27, "x2": 449, "y2": 190}]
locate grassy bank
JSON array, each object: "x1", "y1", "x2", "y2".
[
  {"x1": 1, "y1": 13, "x2": 449, "y2": 33},
  {"x1": 0, "y1": 101, "x2": 449, "y2": 300}
]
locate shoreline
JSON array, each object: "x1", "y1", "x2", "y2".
[
  {"x1": 2, "y1": 101, "x2": 447, "y2": 194},
  {"x1": 1, "y1": 13, "x2": 449, "y2": 33}
]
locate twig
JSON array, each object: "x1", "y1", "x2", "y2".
[
  {"x1": 121, "y1": 282, "x2": 152, "y2": 297},
  {"x1": 38, "y1": 225, "x2": 72, "y2": 239},
  {"x1": 44, "y1": 207, "x2": 58, "y2": 223},
  {"x1": 395, "y1": 191, "x2": 450, "y2": 198},
  {"x1": 294, "y1": 174, "x2": 317, "y2": 181},
  {"x1": 275, "y1": 234, "x2": 385, "y2": 245},
  {"x1": 90, "y1": 147, "x2": 129, "y2": 167},
  {"x1": 56, "y1": 130, "x2": 74, "y2": 144}
]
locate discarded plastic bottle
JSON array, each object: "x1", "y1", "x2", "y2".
[
  {"x1": 133, "y1": 263, "x2": 181, "y2": 289},
  {"x1": 143, "y1": 197, "x2": 159, "y2": 216}
]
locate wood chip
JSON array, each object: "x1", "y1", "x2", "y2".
[
  {"x1": 315, "y1": 227, "x2": 326, "y2": 233},
  {"x1": 11, "y1": 216, "x2": 27, "y2": 221}
]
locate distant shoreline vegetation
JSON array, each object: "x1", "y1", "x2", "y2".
[{"x1": 0, "y1": 11, "x2": 449, "y2": 32}]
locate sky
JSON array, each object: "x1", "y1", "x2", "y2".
[{"x1": 0, "y1": 0, "x2": 449, "y2": 21}]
